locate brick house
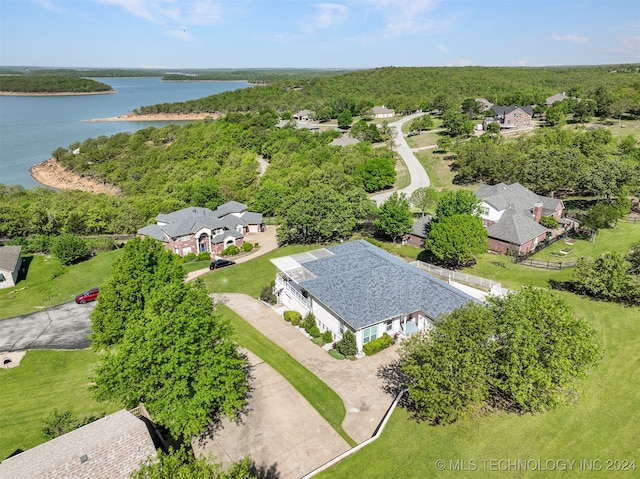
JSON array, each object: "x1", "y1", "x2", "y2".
[
  {"x1": 137, "y1": 201, "x2": 264, "y2": 257},
  {"x1": 476, "y1": 183, "x2": 564, "y2": 255},
  {"x1": 0, "y1": 410, "x2": 157, "y2": 479},
  {"x1": 483, "y1": 105, "x2": 533, "y2": 130}
]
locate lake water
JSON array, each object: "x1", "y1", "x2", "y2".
[{"x1": 0, "y1": 77, "x2": 250, "y2": 187}]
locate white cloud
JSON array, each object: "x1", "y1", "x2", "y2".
[
  {"x1": 314, "y1": 3, "x2": 348, "y2": 28},
  {"x1": 34, "y1": 0, "x2": 63, "y2": 13},
  {"x1": 364, "y1": 0, "x2": 442, "y2": 37},
  {"x1": 550, "y1": 34, "x2": 589, "y2": 44},
  {"x1": 516, "y1": 59, "x2": 529, "y2": 66},
  {"x1": 95, "y1": 0, "x2": 222, "y2": 26},
  {"x1": 438, "y1": 44, "x2": 448, "y2": 54}
]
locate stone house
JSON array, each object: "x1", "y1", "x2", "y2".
[
  {"x1": 137, "y1": 201, "x2": 263, "y2": 257},
  {"x1": 483, "y1": 105, "x2": 534, "y2": 130}
]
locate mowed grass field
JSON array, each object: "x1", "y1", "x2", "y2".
[{"x1": 0, "y1": 350, "x2": 119, "y2": 460}]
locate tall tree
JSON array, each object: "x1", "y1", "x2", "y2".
[
  {"x1": 373, "y1": 192, "x2": 413, "y2": 243},
  {"x1": 92, "y1": 240, "x2": 249, "y2": 441},
  {"x1": 435, "y1": 190, "x2": 481, "y2": 218},
  {"x1": 410, "y1": 186, "x2": 438, "y2": 219},
  {"x1": 424, "y1": 214, "x2": 488, "y2": 268}
]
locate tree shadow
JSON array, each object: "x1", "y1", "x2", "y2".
[
  {"x1": 196, "y1": 352, "x2": 256, "y2": 447},
  {"x1": 376, "y1": 359, "x2": 412, "y2": 409},
  {"x1": 249, "y1": 461, "x2": 283, "y2": 479}
]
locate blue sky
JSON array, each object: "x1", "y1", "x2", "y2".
[{"x1": 1, "y1": 0, "x2": 638, "y2": 69}]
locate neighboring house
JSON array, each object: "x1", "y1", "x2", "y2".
[
  {"x1": 475, "y1": 98, "x2": 494, "y2": 112},
  {"x1": 546, "y1": 92, "x2": 569, "y2": 106},
  {"x1": 484, "y1": 105, "x2": 533, "y2": 130},
  {"x1": 404, "y1": 216, "x2": 432, "y2": 248},
  {"x1": 271, "y1": 240, "x2": 477, "y2": 352},
  {"x1": 476, "y1": 183, "x2": 564, "y2": 255},
  {"x1": 137, "y1": 201, "x2": 264, "y2": 257},
  {"x1": 330, "y1": 135, "x2": 360, "y2": 147},
  {"x1": 0, "y1": 410, "x2": 158, "y2": 479},
  {"x1": 292, "y1": 109, "x2": 315, "y2": 122},
  {"x1": 0, "y1": 245, "x2": 22, "y2": 289},
  {"x1": 372, "y1": 105, "x2": 395, "y2": 118}
]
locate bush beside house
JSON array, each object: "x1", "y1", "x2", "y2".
[{"x1": 362, "y1": 333, "x2": 395, "y2": 356}]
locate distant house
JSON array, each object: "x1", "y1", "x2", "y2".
[
  {"x1": 0, "y1": 245, "x2": 22, "y2": 289},
  {"x1": 0, "y1": 410, "x2": 158, "y2": 479},
  {"x1": 546, "y1": 92, "x2": 569, "y2": 106},
  {"x1": 483, "y1": 105, "x2": 533, "y2": 130},
  {"x1": 476, "y1": 183, "x2": 564, "y2": 255},
  {"x1": 475, "y1": 98, "x2": 494, "y2": 112},
  {"x1": 372, "y1": 105, "x2": 395, "y2": 118},
  {"x1": 330, "y1": 135, "x2": 360, "y2": 147},
  {"x1": 292, "y1": 109, "x2": 315, "y2": 122},
  {"x1": 138, "y1": 201, "x2": 264, "y2": 257},
  {"x1": 404, "y1": 216, "x2": 432, "y2": 248},
  {"x1": 271, "y1": 240, "x2": 477, "y2": 352}
]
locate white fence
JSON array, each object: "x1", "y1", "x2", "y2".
[{"x1": 410, "y1": 260, "x2": 508, "y2": 296}]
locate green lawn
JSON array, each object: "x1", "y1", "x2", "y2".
[
  {"x1": 415, "y1": 149, "x2": 474, "y2": 192},
  {"x1": 219, "y1": 305, "x2": 355, "y2": 447},
  {"x1": 394, "y1": 156, "x2": 411, "y2": 190},
  {"x1": 0, "y1": 349, "x2": 119, "y2": 460},
  {"x1": 318, "y1": 280, "x2": 640, "y2": 479},
  {"x1": 0, "y1": 249, "x2": 123, "y2": 320}
]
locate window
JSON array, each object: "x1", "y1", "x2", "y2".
[
  {"x1": 363, "y1": 325, "x2": 378, "y2": 344},
  {"x1": 0, "y1": 273, "x2": 5, "y2": 282},
  {"x1": 481, "y1": 206, "x2": 490, "y2": 216},
  {"x1": 385, "y1": 320, "x2": 393, "y2": 332}
]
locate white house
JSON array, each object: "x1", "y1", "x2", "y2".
[
  {"x1": 372, "y1": 105, "x2": 395, "y2": 118},
  {"x1": 271, "y1": 240, "x2": 477, "y2": 352},
  {"x1": 0, "y1": 246, "x2": 22, "y2": 289}
]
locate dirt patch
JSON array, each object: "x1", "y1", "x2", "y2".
[
  {"x1": 1, "y1": 351, "x2": 26, "y2": 369},
  {"x1": 30, "y1": 158, "x2": 121, "y2": 195}
]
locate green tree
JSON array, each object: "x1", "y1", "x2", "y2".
[
  {"x1": 131, "y1": 447, "x2": 255, "y2": 479},
  {"x1": 572, "y1": 98, "x2": 596, "y2": 123},
  {"x1": 442, "y1": 110, "x2": 474, "y2": 137},
  {"x1": 490, "y1": 287, "x2": 601, "y2": 412},
  {"x1": 424, "y1": 214, "x2": 488, "y2": 268},
  {"x1": 545, "y1": 106, "x2": 566, "y2": 127},
  {"x1": 461, "y1": 98, "x2": 483, "y2": 119},
  {"x1": 50, "y1": 234, "x2": 89, "y2": 265},
  {"x1": 356, "y1": 157, "x2": 396, "y2": 192},
  {"x1": 572, "y1": 252, "x2": 635, "y2": 302},
  {"x1": 400, "y1": 303, "x2": 495, "y2": 424},
  {"x1": 410, "y1": 186, "x2": 438, "y2": 219},
  {"x1": 337, "y1": 109, "x2": 353, "y2": 129},
  {"x1": 627, "y1": 242, "x2": 640, "y2": 275},
  {"x1": 435, "y1": 190, "x2": 481, "y2": 218},
  {"x1": 373, "y1": 192, "x2": 413, "y2": 243},
  {"x1": 337, "y1": 330, "x2": 357, "y2": 356},
  {"x1": 582, "y1": 203, "x2": 620, "y2": 231}
]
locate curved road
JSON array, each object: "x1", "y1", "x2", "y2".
[{"x1": 370, "y1": 112, "x2": 431, "y2": 205}]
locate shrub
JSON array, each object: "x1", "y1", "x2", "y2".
[
  {"x1": 259, "y1": 284, "x2": 277, "y2": 305},
  {"x1": 337, "y1": 330, "x2": 357, "y2": 356},
  {"x1": 539, "y1": 216, "x2": 559, "y2": 229},
  {"x1": 308, "y1": 326, "x2": 321, "y2": 338},
  {"x1": 322, "y1": 330, "x2": 333, "y2": 344},
  {"x1": 197, "y1": 251, "x2": 210, "y2": 261},
  {"x1": 50, "y1": 234, "x2": 89, "y2": 265},
  {"x1": 88, "y1": 238, "x2": 117, "y2": 253},
  {"x1": 221, "y1": 244, "x2": 240, "y2": 256},
  {"x1": 283, "y1": 310, "x2": 302, "y2": 324},
  {"x1": 312, "y1": 337, "x2": 324, "y2": 346},
  {"x1": 241, "y1": 242, "x2": 253, "y2": 252},
  {"x1": 302, "y1": 312, "x2": 317, "y2": 332},
  {"x1": 183, "y1": 252, "x2": 197, "y2": 263},
  {"x1": 362, "y1": 333, "x2": 395, "y2": 356},
  {"x1": 329, "y1": 349, "x2": 345, "y2": 360}
]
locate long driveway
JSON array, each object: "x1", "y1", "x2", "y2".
[{"x1": 371, "y1": 112, "x2": 431, "y2": 205}]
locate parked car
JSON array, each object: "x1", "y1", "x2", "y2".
[
  {"x1": 75, "y1": 288, "x2": 99, "y2": 304},
  {"x1": 209, "y1": 259, "x2": 235, "y2": 270}
]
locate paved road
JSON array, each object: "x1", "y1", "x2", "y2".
[
  {"x1": 0, "y1": 301, "x2": 94, "y2": 352},
  {"x1": 371, "y1": 112, "x2": 431, "y2": 205}
]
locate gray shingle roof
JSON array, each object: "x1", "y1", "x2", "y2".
[
  {"x1": 486, "y1": 204, "x2": 548, "y2": 244},
  {"x1": 137, "y1": 224, "x2": 168, "y2": 242},
  {"x1": 213, "y1": 201, "x2": 247, "y2": 217},
  {"x1": 0, "y1": 410, "x2": 157, "y2": 479},
  {"x1": 491, "y1": 105, "x2": 534, "y2": 118},
  {"x1": 410, "y1": 216, "x2": 432, "y2": 238},
  {"x1": 0, "y1": 245, "x2": 22, "y2": 272},
  {"x1": 278, "y1": 240, "x2": 477, "y2": 330}
]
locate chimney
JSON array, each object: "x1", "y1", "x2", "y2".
[{"x1": 533, "y1": 202, "x2": 543, "y2": 223}]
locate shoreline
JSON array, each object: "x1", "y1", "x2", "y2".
[
  {"x1": 0, "y1": 90, "x2": 115, "y2": 97},
  {"x1": 85, "y1": 112, "x2": 222, "y2": 122},
  {"x1": 30, "y1": 158, "x2": 121, "y2": 195}
]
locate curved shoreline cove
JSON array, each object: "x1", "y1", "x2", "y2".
[
  {"x1": 29, "y1": 158, "x2": 121, "y2": 194},
  {"x1": 0, "y1": 77, "x2": 250, "y2": 187},
  {"x1": 85, "y1": 112, "x2": 222, "y2": 122},
  {"x1": 0, "y1": 90, "x2": 115, "y2": 96}
]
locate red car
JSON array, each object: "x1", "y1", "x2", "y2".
[{"x1": 75, "y1": 288, "x2": 99, "y2": 304}]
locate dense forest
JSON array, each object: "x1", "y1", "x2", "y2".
[
  {"x1": 1, "y1": 65, "x2": 639, "y2": 244},
  {"x1": 0, "y1": 76, "x2": 112, "y2": 93}
]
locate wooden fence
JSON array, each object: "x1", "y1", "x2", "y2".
[{"x1": 515, "y1": 258, "x2": 576, "y2": 270}]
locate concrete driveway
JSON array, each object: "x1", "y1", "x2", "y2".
[{"x1": 0, "y1": 301, "x2": 94, "y2": 351}]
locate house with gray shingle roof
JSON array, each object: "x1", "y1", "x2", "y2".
[
  {"x1": 271, "y1": 240, "x2": 477, "y2": 351},
  {"x1": 546, "y1": 92, "x2": 569, "y2": 106},
  {"x1": 476, "y1": 183, "x2": 564, "y2": 255},
  {"x1": 0, "y1": 409, "x2": 157, "y2": 479},
  {"x1": 372, "y1": 105, "x2": 395, "y2": 118},
  {"x1": 0, "y1": 245, "x2": 22, "y2": 289},
  {"x1": 138, "y1": 201, "x2": 263, "y2": 257}
]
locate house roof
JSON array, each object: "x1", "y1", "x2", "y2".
[
  {"x1": 0, "y1": 410, "x2": 157, "y2": 479},
  {"x1": 410, "y1": 216, "x2": 432, "y2": 238},
  {"x1": 137, "y1": 224, "x2": 168, "y2": 242},
  {"x1": 0, "y1": 246, "x2": 22, "y2": 272},
  {"x1": 491, "y1": 105, "x2": 534, "y2": 117},
  {"x1": 213, "y1": 201, "x2": 247, "y2": 217},
  {"x1": 330, "y1": 136, "x2": 360, "y2": 147},
  {"x1": 546, "y1": 92, "x2": 568, "y2": 105},
  {"x1": 272, "y1": 240, "x2": 477, "y2": 330},
  {"x1": 486, "y1": 204, "x2": 549, "y2": 244},
  {"x1": 372, "y1": 105, "x2": 395, "y2": 115}
]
